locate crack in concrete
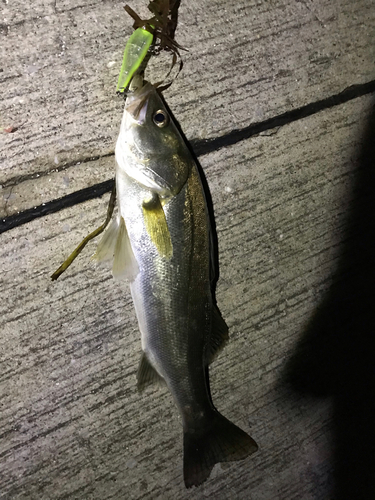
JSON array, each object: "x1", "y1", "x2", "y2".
[{"x1": 1, "y1": 79, "x2": 375, "y2": 234}]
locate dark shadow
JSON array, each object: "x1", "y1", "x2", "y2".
[{"x1": 283, "y1": 98, "x2": 375, "y2": 499}]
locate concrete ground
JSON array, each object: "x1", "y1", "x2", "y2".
[{"x1": 1, "y1": 0, "x2": 375, "y2": 498}]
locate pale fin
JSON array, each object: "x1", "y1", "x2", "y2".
[
  {"x1": 92, "y1": 216, "x2": 120, "y2": 263},
  {"x1": 205, "y1": 305, "x2": 229, "y2": 365},
  {"x1": 112, "y1": 216, "x2": 139, "y2": 281},
  {"x1": 142, "y1": 194, "x2": 173, "y2": 259},
  {"x1": 184, "y1": 410, "x2": 258, "y2": 488},
  {"x1": 137, "y1": 353, "x2": 165, "y2": 392}
]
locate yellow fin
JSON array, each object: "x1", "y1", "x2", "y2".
[{"x1": 142, "y1": 194, "x2": 173, "y2": 259}]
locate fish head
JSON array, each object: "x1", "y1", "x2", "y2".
[{"x1": 116, "y1": 82, "x2": 192, "y2": 197}]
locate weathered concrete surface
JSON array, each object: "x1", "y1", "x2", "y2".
[
  {"x1": 1, "y1": 0, "x2": 375, "y2": 190},
  {"x1": 0, "y1": 155, "x2": 113, "y2": 219},
  {"x1": 1, "y1": 92, "x2": 374, "y2": 498},
  {"x1": 1, "y1": 0, "x2": 375, "y2": 498}
]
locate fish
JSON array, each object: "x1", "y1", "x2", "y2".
[{"x1": 94, "y1": 77, "x2": 258, "y2": 487}]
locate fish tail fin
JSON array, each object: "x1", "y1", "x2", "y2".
[{"x1": 183, "y1": 410, "x2": 258, "y2": 488}]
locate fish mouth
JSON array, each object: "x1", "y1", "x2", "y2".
[{"x1": 125, "y1": 83, "x2": 154, "y2": 123}]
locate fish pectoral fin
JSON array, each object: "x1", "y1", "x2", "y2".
[
  {"x1": 142, "y1": 194, "x2": 173, "y2": 259},
  {"x1": 92, "y1": 215, "x2": 139, "y2": 281},
  {"x1": 137, "y1": 353, "x2": 165, "y2": 392},
  {"x1": 205, "y1": 305, "x2": 229, "y2": 365}
]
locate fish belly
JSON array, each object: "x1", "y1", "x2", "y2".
[
  {"x1": 118, "y1": 164, "x2": 212, "y2": 410},
  {"x1": 117, "y1": 162, "x2": 258, "y2": 488}
]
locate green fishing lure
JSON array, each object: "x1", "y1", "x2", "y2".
[{"x1": 116, "y1": 27, "x2": 154, "y2": 94}]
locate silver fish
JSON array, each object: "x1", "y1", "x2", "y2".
[{"x1": 95, "y1": 79, "x2": 258, "y2": 487}]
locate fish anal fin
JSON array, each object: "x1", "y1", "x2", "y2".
[
  {"x1": 183, "y1": 410, "x2": 258, "y2": 488},
  {"x1": 137, "y1": 352, "x2": 165, "y2": 392},
  {"x1": 205, "y1": 305, "x2": 229, "y2": 365}
]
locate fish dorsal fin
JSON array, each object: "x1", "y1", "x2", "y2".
[
  {"x1": 205, "y1": 305, "x2": 229, "y2": 365},
  {"x1": 93, "y1": 216, "x2": 139, "y2": 281},
  {"x1": 137, "y1": 353, "x2": 165, "y2": 392}
]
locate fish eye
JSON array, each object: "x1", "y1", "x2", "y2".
[{"x1": 153, "y1": 109, "x2": 169, "y2": 128}]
